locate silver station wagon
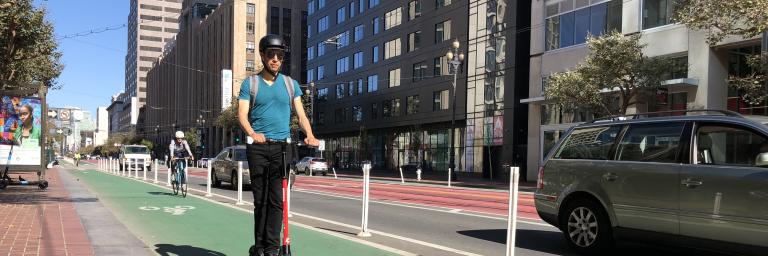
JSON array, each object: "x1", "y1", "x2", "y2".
[{"x1": 535, "y1": 110, "x2": 768, "y2": 255}]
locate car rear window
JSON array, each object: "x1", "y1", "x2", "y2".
[
  {"x1": 312, "y1": 158, "x2": 326, "y2": 162},
  {"x1": 234, "y1": 149, "x2": 247, "y2": 161},
  {"x1": 554, "y1": 126, "x2": 622, "y2": 160},
  {"x1": 125, "y1": 147, "x2": 149, "y2": 154}
]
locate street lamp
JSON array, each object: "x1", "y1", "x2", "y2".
[
  {"x1": 446, "y1": 39, "x2": 464, "y2": 181},
  {"x1": 155, "y1": 125, "x2": 160, "y2": 157},
  {"x1": 196, "y1": 115, "x2": 206, "y2": 156}
]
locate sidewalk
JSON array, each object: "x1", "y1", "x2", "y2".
[{"x1": 0, "y1": 168, "x2": 93, "y2": 256}]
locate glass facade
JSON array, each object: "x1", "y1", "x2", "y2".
[{"x1": 545, "y1": 0, "x2": 621, "y2": 51}]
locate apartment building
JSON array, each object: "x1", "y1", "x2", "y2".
[{"x1": 523, "y1": 0, "x2": 763, "y2": 181}]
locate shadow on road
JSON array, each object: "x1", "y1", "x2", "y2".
[
  {"x1": 154, "y1": 244, "x2": 226, "y2": 256},
  {"x1": 457, "y1": 229, "x2": 576, "y2": 255},
  {"x1": 148, "y1": 191, "x2": 175, "y2": 196}
]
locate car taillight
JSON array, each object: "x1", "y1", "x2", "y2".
[{"x1": 537, "y1": 166, "x2": 545, "y2": 190}]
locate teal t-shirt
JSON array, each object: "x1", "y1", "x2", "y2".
[{"x1": 238, "y1": 74, "x2": 303, "y2": 140}]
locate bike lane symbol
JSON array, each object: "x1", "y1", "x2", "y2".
[{"x1": 139, "y1": 206, "x2": 195, "y2": 215}]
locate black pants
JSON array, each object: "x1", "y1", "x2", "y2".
[{"x1": 246, "y1": 143, "x2": 291, "y2": 251}]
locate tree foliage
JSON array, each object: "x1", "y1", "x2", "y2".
[
  {"x1": 729, "y1": 52, "x2": 768, "y2": 105},
  {"x1": 675, "y1": 0, "x2": 768, "y2": 45},
  {"x1": 544, "y1": 32, "x2": 672, "y2": 115},
  {"x1": 0, "y1": 0, "x2": 63, "y2": 90}
]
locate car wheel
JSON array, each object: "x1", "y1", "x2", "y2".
[
  {"x1": 561, "y1": 198, "x2": 613, "y2": 255},
  {"x1": 305, "y1": 168, "x2": 310, "y2": 175},
  {"x1": 230, "y1": 170, "x2": 238, "y2": 190},
  {"x1": 212, "y1": 169, "x2": 221, "y2": 187},
  {"x1": 322, "y1": 171, "x2": 327, "y2": 176}
]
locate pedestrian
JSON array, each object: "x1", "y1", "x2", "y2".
[
  {"x1": 238, "y1": 34, "x2": 319, "y2": 256},
  {"x1": 74, "y1": 153, "x2": 80, "y2": 166}
]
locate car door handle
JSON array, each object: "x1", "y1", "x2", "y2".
[
  {"x1": 681, "y1": 178, "x2": 703, "y2": 188},
  {"x1": 602, "y1": 172, "x2": 618, "y2": 181}
]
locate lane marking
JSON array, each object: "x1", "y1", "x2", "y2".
[{"x1": 92, "y1": 170, "x2": 416, "y2": 256}]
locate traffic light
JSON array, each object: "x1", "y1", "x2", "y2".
[
  {"x1": 201, "y1": 144, "x2": 205, "y2": 149},
  {"x1": 235, "y1": 137, "x2": 240, "y2": 143}
]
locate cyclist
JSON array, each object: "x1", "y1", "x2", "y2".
[{"x1": 169, "y1": 131, "x2": 194, "y2": 179}]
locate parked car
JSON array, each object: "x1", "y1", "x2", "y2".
[
  {"x1": 295, "y1": 157, "x2": 328, "y2": 175},
  {"x1": 535, "y1": 110, "x2": 768, "y2": 255},
  {"x1": 210, "y1": 146, "x2": 251, "y2": 189},
  {"x1": 119, "y1": 145, "x2": 152, "y2": 172}
]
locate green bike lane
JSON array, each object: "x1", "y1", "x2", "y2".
[{"x1": 70, "y1": 168, "x2": 399, "y2": 256}]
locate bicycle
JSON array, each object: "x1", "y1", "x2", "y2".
[{"x1": 171, "y1": 157, "x2": 189, "y2": 197}]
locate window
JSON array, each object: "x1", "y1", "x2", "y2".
[
  {"x1": 643, "y1": 0, "x2": 677, "y2": 29},
  {"x1": 140, "y1": 25, "x2": 162, "y2": 32},
  {"x1": 140, "y1": 35, "x2": 162, "y2": 42},
  {"x1": 434, "y1": 56, "x2": 448, "y2": 77},
  {"x1": 409, "y1": 1, "x2": 422, "y2": 20},
  {"x1": 408, "y1": 31, "x2": 421, "y2": 52},
  {"x1": 350, "y1": 2, "x2": 356, "y2": 18},
  {"x1": 696, "y1": 125, "x2": 768, "y2": 167},
  {"x1": 335, "y1": 108, "x2": 345, "y2": 124},
  {"x1": 336, "y1": 57, "x2": 350, "y2": 74},
  {"x1": 308, "y1": 46, "x2": 315, "y2": 60},
  {"x1": 308, "y1": 0, "x2": 316, "y2": 14},
  {"x1": 354, "y1": 25, "x2": 364, "y2": 42},
  {"x1": 246, "y1": 60, "x2": 255, "y2": 71},
  {"x1": 165, "y1": 28, "x2": 178, "y2": 33},
  {"x1": 139, "y1": 46, "x2": 162, "y2": 52},
  {"x1": 336, "y1": 84, "x2": 346, "y2": 99},
  {"x1": 140, "y1": 15, "x2": 162, "y2": 21},
  {"x1": 357, "y1": 78, "x2": 364, "y2": 94},
  {"x1": 373, "y1": 17, "x2": 381, "y2": 34},
  {"x1": 319, "y1": 0, "x2": 326, "y2": 9},
  {"x1": 353, "y1": 106, "x2": 362, "y2": 121},
  {"x1": 354, "y1": 52, "x2": 364, "y2": 69},
  {"x1": 389, "y1": 68, "x2": 401, "y2": 87},
  {"x1": 140, "y1": 4, "x2": 162, "y2": 11},
  {"x1": 246, "y1": 42, "x2": 255, "y2": 53},
  {"x1": 317, "y1": 42, "x2": 326, "y2": 56},
  {"x1": 317, "y1": 65, "x2": 325, "y2": 80},
  {"x1": 318, "y1": 112, "x2": 326, "y2": 125},
  {"x1": 318, "y1": 16, "x2": 329, "y2": 33},
  {"x1": 383, "y1": 99, "x2": 401, "y2": 117},
  {"x1": 371, "y1": 103, "x2": 378, "y2": 119},
  {"x1": 385, "y1": 7, "x2": 402, "y2": 30},
  {"x1": 435, "y1": 20, "x2": 451, "y2": 43},
  {"x1": 407, "y1": 95, "x2": 420, "y2": 114},
  {"x1": 165, "y1": 7, "x2": 180, "y2": 13},
  {"x1": 369, "y1": 0, "x2": 380, "y2": 8},
  {"x1": 413, "y1": 62, "x2": 427, "y2": 81},
  {"x1": 318, "y1": 88, "x2": 329, "y2": 101},
  {"x1": 555, "y1": 126, "x2": 622, "y2": 160},
  {"x1": 270, "y1": 7, "x2": 280, "y2": 34},
  {"x1": 384, "y1": 38, "x2": 401, "y2": 59},
  {"x1": 164, "y1": 17, "x2": 178, "y2": 23},
  {"x1": 348, "y1": 82, "x2": 355, "y2": 96},
  {"x1": 247, "y1": 22, "x2": 255, "y2": 34},
  {"x1": 367, "y1": 74, "x2": 379, "y2": 92},
  {"x1": 307, "y1": 68, "x2": 315, "y2": 82},
  {"x1": 545, "y1": 0, "x2": 622, "y2": 51},
  {"x1": 433, "y1": 90, "x2": 448, "y2": 110},
  {"x1": 360, "y1": 0, "x2": 365, "y2": 13},
  {"x1": 336, "y1": 31, "x2": 351, "y2": 49},
  {"x1": 372, "y1": 45, "x2": 379, "y2": 63},
  {"x1": 337, "y1": 6, "x2": 346, "y2": 24},
  {"x1": 435, "y1": 0, "x2": 452, "y2": 9},
  {"x1": 662, "y1": 55, "x2": 688, "y2": 80},
  {"x1": 247, "y1": 3, "x2": 256, "y2": 14},
  {"x1": 617, "y1": 123, "x2": 685, "y2": 163}
]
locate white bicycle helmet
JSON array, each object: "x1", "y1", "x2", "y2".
[{"x1": 175, "y1": 131, "x2": 185, "y2": 139}]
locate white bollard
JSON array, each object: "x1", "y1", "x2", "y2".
[
  {"x1": 448, "y1": 168, "x2": 452, "y2": 188},
  {"x1": 154, "y1": 159, "x2": 159, "y2": 183},
  {"x1": 205, "y1": 160, "x2": 212, "y2": 197},
  {"x1": 123, "y1": 160, "x2": 127, "y2": 176},
  {"x1": 505, "y1": 167, "x2": 520, "y2": 256},
  {"x1": 357, "y1": 163, "x2": 372, "y2": 237},
  {"x1": 134, "y1": 159, "x2": 139, "y2": 179},
  {"x1": 332, "y1": 167, "x2": 337, "y2": 179},
  {"x1": 143, "y1": 160, "x2": 147, "y2": 180},
  {"x1": 309, "y1": 166, "x2": 313, "y2": 176},
  {"x1": 417, "y1": 167, "x2": 422, "y2": 181},
  {"x1": 399, "y1": 167, "x2": 405, "y2": 184},
  {"x1": 184, "y1": 159, "x2": 189, "y2": 192},
  {"x1": 236, "y1": 162, "x2": 245, "y2": 205},
  {"x1": 167, "y1": 162, "x2": 172, "y2": 187}
]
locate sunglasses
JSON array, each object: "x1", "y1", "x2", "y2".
[{"x1": 263, "y1": 49, "x2": 285, "y2": 60}]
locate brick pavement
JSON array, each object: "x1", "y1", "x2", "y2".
[{"x1": 0, "y1": 168, "x2": 94, "y2": 256}]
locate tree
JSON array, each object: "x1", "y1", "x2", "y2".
[
  {"x1": 0, "y1": 0, "x2": 64, "y2": 90},
  {"x1": 184, "y1": 128, "x2": 199, "y2": 149},
  {"x1": 544, "y1": 32, "x2": 672, "y2": 115},
  {"x1": 675, "y1": 0, "x2": 768, "y2": 45},
  {"x1": 676, "y1": 0, "x2": 768, "y2": 105}
]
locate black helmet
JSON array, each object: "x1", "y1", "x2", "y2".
[{"x1": 259, "y1": 34, "x2": 286, "y2": 52}]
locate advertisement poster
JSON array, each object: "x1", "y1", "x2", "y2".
[{"x1": 0, "y1": 96, "x2": 42, "y2": 165}]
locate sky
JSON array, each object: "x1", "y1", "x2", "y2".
[{"x1": 36, "y1": 0, "x2": 129, "y2": 116}]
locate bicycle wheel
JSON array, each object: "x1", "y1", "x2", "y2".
[
  {"x1": 171, "y1": 171, "x2": 179, "y2": 195},
  {"x1": 181, "y1": 169, "x2": 187, "y2": 198}
]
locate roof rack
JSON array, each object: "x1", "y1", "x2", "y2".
[{"x1": 589, "y1": 109, "x2": 743, "y2": 123}]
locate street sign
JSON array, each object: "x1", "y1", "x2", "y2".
[
  {"x1": 72, "y1": 110, "x2": 83, "y2": 121},
  {"x1": 318, "y1": 139, "x2": 325, "y2": 151},
  {"x1": 59, "y1": 109, "x2": 70, "y2": 121}
]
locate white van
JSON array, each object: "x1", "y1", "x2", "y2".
[{"x1": 119, "y1": 145, "x2": 152, "y2": 171}]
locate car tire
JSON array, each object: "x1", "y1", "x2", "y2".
[
  {"x1": 212, "y1": 169, "x2": 221, "y2": 187},
  {"x1": 230, "y1": 170, "x2": 238, "y2": 190},
  {"x1": 560, "y1": 198, "x2": 613, "y2": 255},
  {"x1": 322, "y1": 171, "x2": 327, "y2": 176},
  {"x1": 305, "y1": 168, "x2": 310, "y2": 175}
]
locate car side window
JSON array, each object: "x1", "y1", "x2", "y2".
[
  {"x1": 554, "y1": 126, "x2": 622, "y2": 160},
  {"x1": 616, "y1": 122, "x2": 685, "y2": 163},
  {"x1": 696, "y1": 124, "x2": 768, "y2": 167},
  {"x1": 216, "y1": 150, "x2": 227, "y2": 160}
]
